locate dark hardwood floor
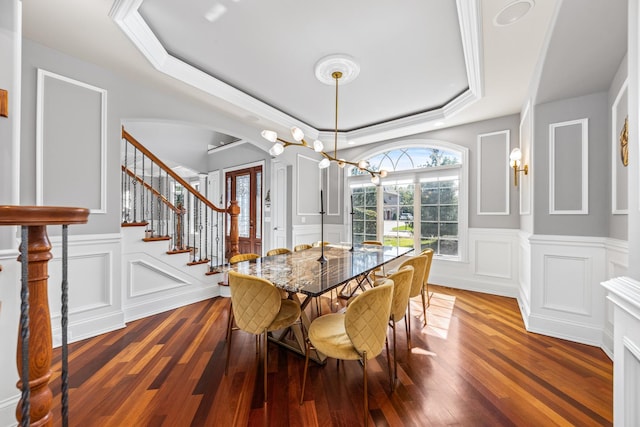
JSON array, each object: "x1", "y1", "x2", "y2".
[{"x1": 49, "y1": 285, "x2": 613, "y2": 426}]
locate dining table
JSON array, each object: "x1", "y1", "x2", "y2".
[{"x1": 225, "y1": 243, "x2": 414, "y2": 363}]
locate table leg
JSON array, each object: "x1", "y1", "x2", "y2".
[{"x1": 268, "y1": 293, "x2": 326, "y2": 364}]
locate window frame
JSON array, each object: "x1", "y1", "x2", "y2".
[{"x1": 346, "y1": 140, "x2": 469, "y2": 262}]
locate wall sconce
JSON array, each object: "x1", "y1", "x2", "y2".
[{"x1": 509, "y1": 147, "x2": 528, "y2": 187}]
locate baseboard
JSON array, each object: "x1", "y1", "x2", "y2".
[
  {"x1": 525, "y1": 312, "x2": 604, "y2": 347},
  {"x1": 124, "y1": 286, "x2": 220, "y2": 323},
  {"x1": 0, "y1": 393, "x2": 19, "y2": 427},
  {"x1": 52, "y1": 310, "x2": 126, "y2": 347}
]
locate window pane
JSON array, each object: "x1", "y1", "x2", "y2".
[
  {"x1": 421, "y1": 187, "x2": 439, "y2": 204},
  {"x1": 440, "y1": 239, "x2": 458, "y2": 256},
  {"x1": 421, "y1": 238, "x2": 438, "y2": 253},
  {"x1": 440, "y1": 205, "x2": 458, "y2": 221},
  {"x1": 440, "y1": 188, "x2": 456, "y2": 204},
  {"x1": 421, "y1": 222, "x2": 438, "y2": 237},
  {"x1": 421, "y1": 206, "x2": 438, "y2": 221},
  {"x1": 440, "y1": 223, "x2": 458, "y2": 237}
]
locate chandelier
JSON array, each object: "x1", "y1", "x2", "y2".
[{"x1": 261, "y1": 56, "x2": 387, "y2": 184}]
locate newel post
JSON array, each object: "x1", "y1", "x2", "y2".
[
  {"x1": 0, "y1": 206, "x2": 89, "y2": 427},
  {"x1": 227, "y1": 200, "x2": 240, "y2": 260}
]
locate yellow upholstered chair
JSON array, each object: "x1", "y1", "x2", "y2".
[
  {"x1": 225, "y1": 253, "x2": 261, "y2": 341},
  {"x1": 379, "y1": 265, "x2": 414, "y2": 391},
  {"x1": 229, "y1": 252, "x2": 260, "y2": 264},
  {"x1": 226, "y1": 270, "x2": 301, "y2": 402},
  {"x1": 266, "y1": 247, "x2": 292, "y2": 256},
  {"x1": 300, "y1": 282, "x2": 393, "y2": 426},
  {"x1": 419, "y1": 248, "x2": 435, "y2": 325},
  {"x1": 361, "y1": 240, "x2": 382, "y2": 246},
  {"x1": 311, "y1": 240, "x2": 330, "y2": 247},
  {"x1": 294, "y1": 243, "x2": 313, "y2": 252},
  {"x1": 394, "y1": 255, "x2": 428, "y2": 349}
]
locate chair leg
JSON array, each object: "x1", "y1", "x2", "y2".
[
  {"x1": 421, "y1": 286, "x2": 428, "y2": 327},
  {"x1": 385, "y1": 336, "x2": 392, "y2": 393},
  {"x1": 299, "y1": 339, "x2": 311, "y2": 405},
  {"x1": 263, "y1": 329, "x2": 268, "y2": 402},
  {"x1": 406, "y1": 306, "x2": 412, "y2": 350},
  {"x1": 363, "y1": 352, "x2": 368, "y2": 427},
  {"x1": 225, "y1": 301, "x2": 234, "y2": 342},
  {"x1": 392, "y1": 320, "x2": 398, "y2": 391},
  {"x1": 225, "y1": 321, "x2": 233, "y2": 375}
]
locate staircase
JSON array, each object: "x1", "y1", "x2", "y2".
[{"x1": 120, "y1": 127, "x2": 238, "y2": 321}]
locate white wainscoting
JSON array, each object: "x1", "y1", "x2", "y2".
[
  {"x1": 601, "y1": 276, "x2": 640, "y2": 426},
  {"x1": 517, "y1": 231, "x2": 532, "y2": 322},
  {"x1": 429, "y1": 228, "x2": 520, "y2": 298},
  {"x1": 47, "y1": 233, "x2": 125, "y2": 346},
  {"x1": 602, "y1": 239, "x2": 629, "y2": 358},
  {"x1": 121, "y1": 226, "x2": 223, "y2": 322},
  {"x1": 292, "y1": 224, "x2": 345, "y2": 248},
  {"x1": 526, "y1": 234, "x2": 607, "y2": 346},
  {"x1": 0, "y1": 249, "x2": 20, "y2": 426}
]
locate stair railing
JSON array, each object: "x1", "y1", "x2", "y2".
[
  {"x1": 0, "y1": 205, "x2": 89, "y2": 427},
  {"x1": 121, "y1": 127, "x2": 239, "y2": 267}
]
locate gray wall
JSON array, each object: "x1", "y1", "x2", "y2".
[
  {"x1": 608, "y1": 55, "x2": 629, "y2": 240},
  {"x1": 533, "y1": 91, "x2": 608, "y2": 236},
  {"x1": 0, "y1": 0, "x2": 20, "y2": 248},
  {"x1": 341, "y1": 114, "x2": 522, "y2": 230},
  {"x1": 20, "y1": 39, "x2": 261, "y2": 236}
]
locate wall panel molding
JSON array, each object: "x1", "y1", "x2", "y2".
[
  {"x1": 549, "y1": 118, "x2": 589, "y2": 214},
  {"x1": 477, "y1": 130, "x2": 510, "y2": 215},
  {"x1": 36, "y1": 69, "x2": 107, "y2": 213},
  {"x1": 612, "y1": 78, "x2": 629, "y2": 214},
  {"x1": 296, "y1": 154, "x2": 321, "y2": 216}
]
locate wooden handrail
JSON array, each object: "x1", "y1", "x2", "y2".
[
  {"x1": 122, "y1": 127, "x2": 226, "y2": 214},
  {"x1": 0, "y1": 205, "x2": 89, "y2": 427},
  {"x1": 122, "y1": 126, "x2": 239, "y2": 259},
  {"x1": 121, "y1": 165, "x2": 181, "y2": 214}
]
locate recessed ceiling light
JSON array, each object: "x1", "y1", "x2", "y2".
[
  {"x1": 204, "y1": 3, "x2": 227, "y2": 22},
  {"x1": 433, "y1": 121, "x2": 445, "y2": 127},
  {"x1": 493, "y1": 0, "x2": 534, "y2": 27}
]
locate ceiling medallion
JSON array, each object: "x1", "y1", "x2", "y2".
[
  {"x1": 261, "y1": 54, "x2": 386, "y2": 184},
  {"x1": 314, "y1": 54, "x2": 360, "y2": 86}
]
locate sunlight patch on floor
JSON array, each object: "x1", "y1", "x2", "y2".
[{"x1": 410, "y1": 291, "x2": 456, "y2": 340}]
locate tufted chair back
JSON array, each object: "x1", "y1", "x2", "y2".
[
  {"x1": 398, "y1": 255, "x2": 428, "y2": 298},
  {"x1": 229, "y1": 253, "x2": 260, "y2": 265},
  {"x1": 345, "y1": 282, "x2": 393, "y2": 359},
  {"x1": 383, "y1": 265, "x2": 414, "y2": 323},
  {"x1": 228, "y1": 270, "x2": 281, "y2": 335},
  {"x1": 266, "y1": 247, "x2": 291, "y2": 256}
]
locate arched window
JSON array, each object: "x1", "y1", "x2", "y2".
[{"x1": 348, "y1": 142, "x2": 468, "y2": 261}]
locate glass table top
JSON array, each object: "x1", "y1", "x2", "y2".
[{"x1": 227, "y1": 244, "x2": 413, "y2": 297}]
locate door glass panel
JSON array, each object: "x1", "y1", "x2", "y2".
[
  {"x1": 382, "y1": 180, "x2": 414, "y2": 248},
  {"x1": 351, "y1": 184, "x2": 377, "y2": 243},
  {"x1": 420, "y1": 176, "x2": 459, "y2": 256},
  {"x1": 255, "y1": 171, "x2": 262, "y2": 239},
  {"x1": 237, "y1": 174, "x2": 250, "y2": 238}
]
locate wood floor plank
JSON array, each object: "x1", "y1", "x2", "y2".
[{"x1": 48, "y1": 285, "x2": 612, "y2": 426}]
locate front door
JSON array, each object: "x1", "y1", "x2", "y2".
[{"x1": 226, "y1": 166, "x2": 262, "y2": 256}]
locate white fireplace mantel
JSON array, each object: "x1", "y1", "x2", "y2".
[{"x1": 601, "y1": 276, "x2": 640, "y2": 426}]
